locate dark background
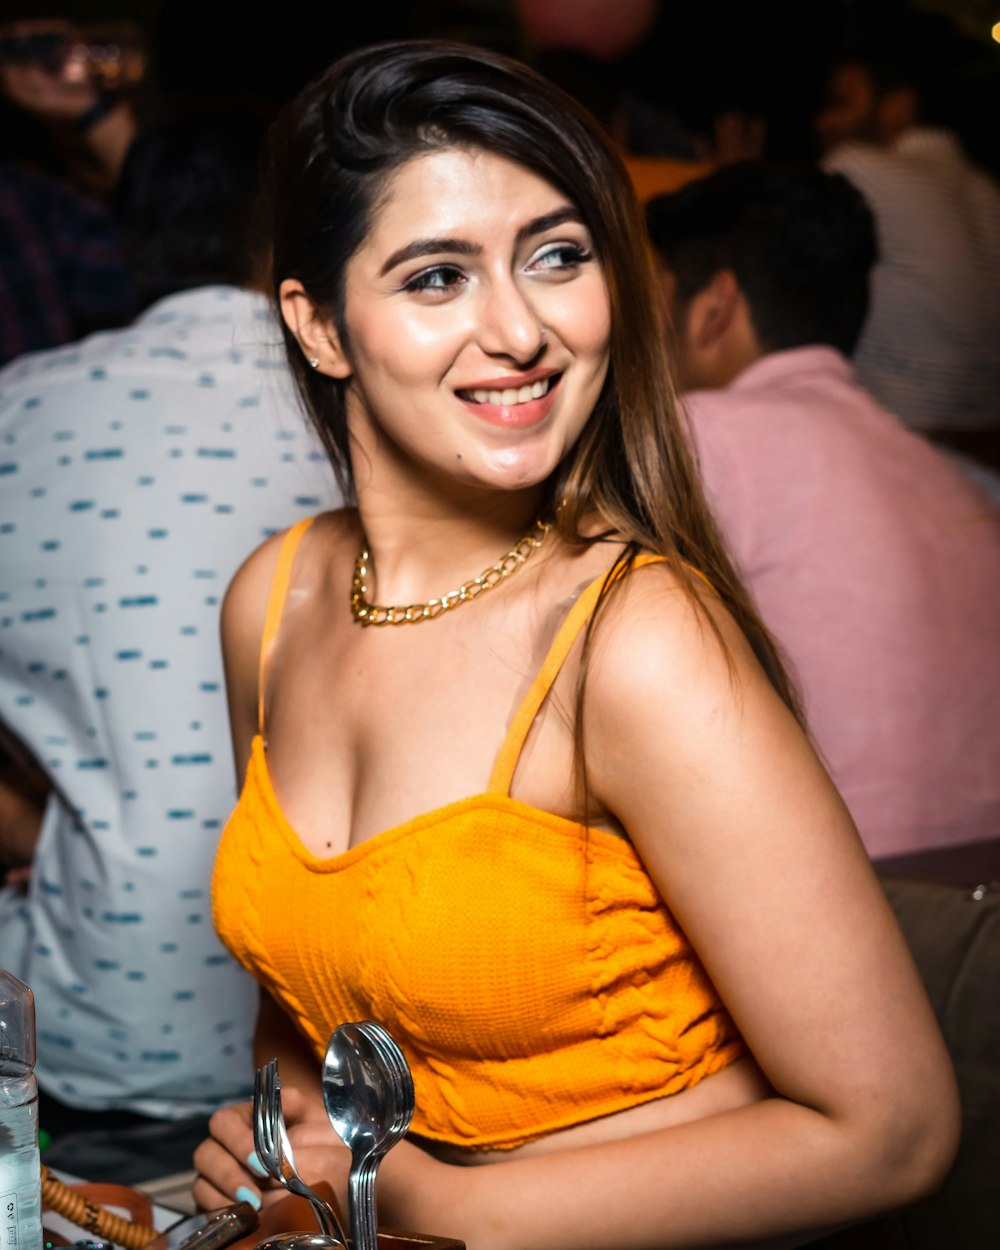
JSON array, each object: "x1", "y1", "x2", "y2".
[{"x1": 3, "y1": 1, "x2": 1000, "y2": 166}]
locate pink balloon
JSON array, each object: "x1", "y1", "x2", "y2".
[{"x1": 514, "y1": 0, "x2": 658, "y2": 60}]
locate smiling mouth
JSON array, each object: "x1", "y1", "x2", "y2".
[{"x1": 459, "y1": 373, "x2": 561, "y2": 407}]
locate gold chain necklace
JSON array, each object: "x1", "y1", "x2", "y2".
[{"x1": 351, "y1": 519, "x2": 550, "y2": 626}]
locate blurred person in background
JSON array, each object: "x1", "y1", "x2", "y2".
[
  {"x1": 647, "y1": 161, "x2": 1000, "y2": 863},
  {"x1": 0, "y1": 19, "x2": 138, "y2": 363},
  {"x1": 817, "y1": 8, "x2": 1000, "y2": 469},
  {"x1": 0, "y1": 18, "x2": 140, "y2": 196},
  {"x1": 0, "y1": 155, "x2": 132, "y2": 365},
  {"x1": 0, "y1": 109, "x2": 338, "y2": 1170}
]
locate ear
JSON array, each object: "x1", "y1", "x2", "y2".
[
  {"x1": 279, "y1": 279, "x2": 352, "y2": 379},
  {"x1": 685, "y1": 269, "x2": 742, "y2": 350},
  {"x1": 669, "y1": 269, "x2": 757, "y2": 391}
]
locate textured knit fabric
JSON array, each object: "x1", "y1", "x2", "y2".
[
  {"x1": 213, "y1": 523, "x2": 745, "y2": 1150},
  {"x1": 683, "y1": 346, "x2": 1000, "y2": 859},
  {"x1": 0, "y1": 288, "x2": 339, "y2": 1116},
  {"x1": 824, "y1": 129, "x2": 1000, "y2": 433}
]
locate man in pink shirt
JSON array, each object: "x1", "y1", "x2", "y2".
[{"x1": 646, "y1": 163, "x2": 1000, "y2": 860}]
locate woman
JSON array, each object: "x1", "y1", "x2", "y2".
[{"x1": 194, "y1": 41, "x2": 958, "y2": 1249}]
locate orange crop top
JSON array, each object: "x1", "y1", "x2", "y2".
[{"x1": 212, "y1": 518, "x2": 745, "y2": 1151}]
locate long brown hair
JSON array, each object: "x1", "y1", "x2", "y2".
[{"x1": 262, "y1": 41, "x2": 802, "y2": 778}]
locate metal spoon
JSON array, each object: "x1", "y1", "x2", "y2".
[
  {"x1": 352, "y1": 1020, "x2": 415, "y2": 1243},
  {"x1": 253, "y1": 1058, "x2": 347, "y2": 1246},
  {"x1": 254, "y1": 1236, "x2": 344, "y2": 1250},
  {"x1": 321, "y1": 1022, "x2": 415, "y2": 1250},
  {"x1": 356, "y1": 1022, "x2": 415, "y2": 1138}
]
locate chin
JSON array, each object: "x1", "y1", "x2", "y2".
[
  {"x1": 474, "y1": 451, "x2": 561, "y2": 494},
  {"x1": 477, "y1": 430, "x2": 581, "y2": 489}
]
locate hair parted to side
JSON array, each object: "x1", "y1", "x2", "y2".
[
  {"x1": 262, "y1": 40, "x2": 801, "y2": 737},
  {"x1": 263, "y1": 38, "x2": 651, "y2": 504}
]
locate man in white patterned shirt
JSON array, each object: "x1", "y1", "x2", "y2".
[
  {"x1": 0, "y1": 113, "x2": 338, "y2": 1134},
  {"x1": 817, "y1": 14, "x2": 1000, "y2": 466}
]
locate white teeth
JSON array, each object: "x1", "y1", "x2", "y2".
[{"x1": 465, "y1": 376, "x2": 553, "y2": 406}]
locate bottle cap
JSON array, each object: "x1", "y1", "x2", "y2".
[{"x1": 0, "y1": 967, "x2": 36, "y2": 1070}]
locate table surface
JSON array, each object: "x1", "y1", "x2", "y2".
[{"x1": 137, "y1": 1170, "x2": 199, "y2": 1217}]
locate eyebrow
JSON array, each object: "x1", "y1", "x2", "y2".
[{"x1": 378, "y1": 207, "x2": 584, "y2": 277}]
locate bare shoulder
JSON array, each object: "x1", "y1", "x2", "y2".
[
  {"x1": 586, "y1": 557, "x2": 771, "y2": 725},
  {"x1": 220, "y1": 509, "x2": 358, "y2": 775},
  {"x1": 222, "y1": 531, "x2": 287, "y2": 644},
  {"x1": 222, "y1": 510, "x2": 357, "y2": 636},
  {"x1": 221, "y1": 508, "x2": 358, "y2": 697},
  {"x1": 582, "y1": 555, "x2": 828, "y2": 866}
]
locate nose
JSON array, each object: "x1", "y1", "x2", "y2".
[{"x1": 476, "y1": 275, "x2": 547, "y2": 364}]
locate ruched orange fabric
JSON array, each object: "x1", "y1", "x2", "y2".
[{"x1": 213, "y1": 518, "x2": 745, "y2": 1150}]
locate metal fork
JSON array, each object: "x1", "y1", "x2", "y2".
[{"x1": 253, "y1": 1058, "x2": 348, "y2": 1246}]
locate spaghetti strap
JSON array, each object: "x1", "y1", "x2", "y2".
[
  {"x1": 258, "y1": 517, "x2": 316, "y2": 737},
  {"x1": 488, "y1": 553, "x2": 666, "y2": 796}
]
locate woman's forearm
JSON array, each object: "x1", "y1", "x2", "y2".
[{"x1": 382, "y1": 1091, "x2": 955, "y2": 1250}]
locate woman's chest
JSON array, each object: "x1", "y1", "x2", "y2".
[
  {"x1": 261, "y1": 607, "x2": 585, "y2": 857},
  {"x1": 214, "y1": 788, "x2": 669, "y2": 1052}
]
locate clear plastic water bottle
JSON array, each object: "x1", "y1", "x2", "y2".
[{"x1": 0, "y1": 969, "x2": 42, "y2": 1250}]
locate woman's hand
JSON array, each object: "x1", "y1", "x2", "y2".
[
  {"x1": 192, "y1": 1086, "x2": 352, "y2": 1214},
  {"x1": 192, "y1": 1099, "x2": 266, "y2": 1213},
  {"x1": 193, "y1": 989, "x2": 352, "y2": 1212}
]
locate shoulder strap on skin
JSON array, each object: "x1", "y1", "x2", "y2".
[
  {"x1": 488, "y1": 553, "x2": 666, "y2": 796},
  {"x1": 257, "y1": 517, "x2": 316, "y2": 736}
]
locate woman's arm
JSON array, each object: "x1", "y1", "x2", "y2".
[
  {"x1": 368, "y1": 566, "x2": 960, "y2": 1249},
  {"x1": 219, "y1": 533, "x2": 287, "y2": 782},
  {"x1": 195, "y1": 531, "x2": 342, "y2": 1212},
  {"x1": 192, "y1": 991, "x2": 339, "y2": 1212}
]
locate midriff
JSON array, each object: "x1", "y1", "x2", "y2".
[{"x1": 424, "y1": 1055, "x2": 772, "y2": 1164}]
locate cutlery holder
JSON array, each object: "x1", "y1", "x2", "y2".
[{"x1": 240, "y1": 1190, "x2": 464, "y2": 1250}]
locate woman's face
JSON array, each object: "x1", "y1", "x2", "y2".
[{"x1": 301, "y1": 146, "x2": 611, "y2": 501}]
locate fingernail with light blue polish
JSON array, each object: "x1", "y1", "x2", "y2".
[
  {"x1": 246, "y1": 1151, "x2": 268, "y2": 1178},
  {"x1": 235, "y1": 1186, "x2": 261, "y2": 1211}
]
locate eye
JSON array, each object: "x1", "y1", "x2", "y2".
[
  {"x1": 527, "y1": 241, "x2": 594, "y2": 274},
  {"x1": 400, "y1": 265, "x2": 467, "y2": 295}
]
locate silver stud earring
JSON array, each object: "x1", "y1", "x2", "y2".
[{"x1": 308, "y1": 357, "x2": 320, "y2": 370}]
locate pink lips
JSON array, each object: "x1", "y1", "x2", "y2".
[{"x1": 457, "y1": 374, "x2": 561, "y2": 429}]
